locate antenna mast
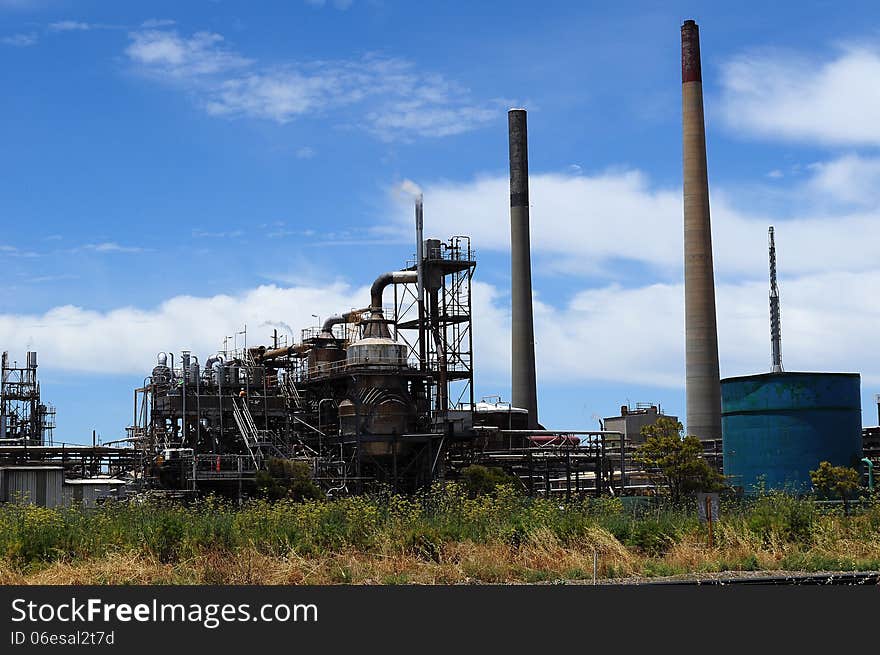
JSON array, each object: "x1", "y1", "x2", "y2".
[{"x1": 769, "y1": 226, "x2": 783, "y2": 373}]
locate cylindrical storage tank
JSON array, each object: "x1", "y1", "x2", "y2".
[
  {"x1": 345, "y1": 337, "x2": 407, "y2": 368},
  {"x1": 721, "y1": 372, "x2": 863, "y2": 493}
]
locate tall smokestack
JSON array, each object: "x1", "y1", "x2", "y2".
[
  {"x1": 508, "y1": 108, "x2": 539, "y2": 429},
  {"x1": 681, "y1": 19, "x2": 722, "y2": 440}
]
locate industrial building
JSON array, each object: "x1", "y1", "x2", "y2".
[
  {"x1": 1, "y1": 351, "x2": 55, "y2": 445},
  {"x1": 124, "y1": 225, "x2": 622, "y2": 497},
  {"x1": 0, "y1": 110, "x2": 631, "y2": 503},
  {"x1": 115, "y1": 108, "x2": 627, "y2": 499},
  {"x1": 0, "y1": 350, "x2": 136, "y2": 505},
  {"x1": 0, "y1": 466, "x2": 63, "y2": 507},
  {"x1": 603, "y1": 404, "x2": 678, "y2": 446},
  {"x1": 0, "y1": 19, "x2": 874, "y2": 505}
]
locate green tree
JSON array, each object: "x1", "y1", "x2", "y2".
[
  {"x1": 256, "y1": 458, "x2": 325, "y2": 501},
  {"x1": 809, "y1": 461, "x2": 861, "y2": 515},
  {"x1": 460, "y1": 465, "x2": 521, "y2": 497},
  {"x1": 634, "y1": 417, "x2": 725, "y2": 504}
]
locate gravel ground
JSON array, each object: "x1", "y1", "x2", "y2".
[{"x1": 569, "y1": 570, "x2": 880, "y2": 585}]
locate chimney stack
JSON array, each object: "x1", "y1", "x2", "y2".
[
  {"x1": 681, "y1": 20, "x2": 722, "y2": 440},
  {"x1": 508, "y1": 108, "x2": 539, "y2": 429}
]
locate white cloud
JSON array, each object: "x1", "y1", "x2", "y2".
[
  {"x1": 0, "y1": 244, "x2": 39, "y2": 257},
  {"x1": 26, "y1": 273, "x2": 78, "y2": 284},
  {"x1": 125, "y1": 29, "x2": 499, "y2": 139},
  {"x1": 75, "y1": 242, "x2": 150, "y2": 254},
  {"x1": 387, "y1": 170, "x2": 681, "y2": 271},
  {"x1": 141, "y1": 18, "x2": 176, "y2": 28},
  {"x1": 306, "y1": 0, "x2": 354, "y2": 9},
  {"x1": 126, "y1": 30, "x2": 251, "y2": 78},
  {"x1": 1, "y1": 32, "x2": 37, "y2": 46},
  {"x1": 204, "y1": 70, "x2": 344, "y2": 121},
  {"x1": 0, "y1": 283, "x2": 365, "y2": 374},
  {"x1": 387, "y1": 159, "x2": 880, "y2": 280},
  {"x1": 532, "y1": 271, "x2": 880, "y2": 388},
  {"x1": 1, "y1": 270, "x2": 877, "y2": 398},
  {"x1": 720, "y1": 45, "x2": 880, "y2": 146},
  {"x1": 48, "y1": 20, "x2": 92, "y2": 32},
  {"x1": 295, "y1": 146, "x2": 316, "y2": 159},
  {"x1": 807, "y1": 154, "x2": 880, "y2": 207},
  {"x1": 368, "y1": 103, "x2": 498, "y2": 139},
  {"x1": 191, "y1": 229, "x2": 243, "y2": 239}
]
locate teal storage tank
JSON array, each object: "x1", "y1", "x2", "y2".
[{"x1": 721, "y1": 372, "x2": 862, "y2": 493}]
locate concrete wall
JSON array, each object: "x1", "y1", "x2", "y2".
[{"x1": 604, "y1": 410, "x2": 679, "y2": 444}]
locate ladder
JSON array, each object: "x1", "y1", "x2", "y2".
[
  {"x1": 283, "y1": 373, "x2": 304, "y2": 410},
  {"x1": 232, "y1": 396, "x2": 263, "y2": 469},
  {"x1": 232, "y1": 396, "x2": 291, "y2": 465}
]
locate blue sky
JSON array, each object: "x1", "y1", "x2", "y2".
[{"x1": 2, "y1": 0, "x2": 880, "y2": 444}]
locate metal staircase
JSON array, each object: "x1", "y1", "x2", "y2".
[
  {"x1": 231, "y1": 396, "x2": 261, "y2": 468},
  {"x1": 231, "y1": 396, "x2": 288, "y2": 468},
  {"x1": 281, "y1": 372, "x2": 304, "y2": 410}
]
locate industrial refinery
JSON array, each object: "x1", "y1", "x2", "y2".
[{"x1": 0, "y1": 19, "x2": 875, "y2": 507}]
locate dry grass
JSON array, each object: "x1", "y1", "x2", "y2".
[
  {"x1": 4, "y1": 532, "x2": 877, "y2": 586},
  {"x1": 1, "y1": 489, "x2": 878, "y2": 584},
  {"x1": 0, "y1": 543, "x2": 626, "y2": 585}
]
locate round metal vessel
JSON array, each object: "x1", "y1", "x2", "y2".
[
  {"x1": 345, "y1": 337, "x2": 407, "y2": 368},
  {"x1": 721, "y1": 372, "x2": 862, "y2": 493}
]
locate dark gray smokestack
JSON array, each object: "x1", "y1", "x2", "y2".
[
  {"x1": 681, "y1": 19, "x2": 722, "y2": 441},
  {"x1": 508, "y1": 108, "x2": 539, "y2": 429}
]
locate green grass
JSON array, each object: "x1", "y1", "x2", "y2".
[{"x1": 1, "y1": 485, "x2": 878, "y2": 582}]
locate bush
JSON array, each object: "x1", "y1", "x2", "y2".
[
  {"x1": 746, "y1": 491, "x2": 817, "y2": 545},
  {"x1": 459, "y1": 465, "x2": 520, "y2": 497},
  {"x1": 256, "y1": 458, "x2": 325, "y2": 502}
]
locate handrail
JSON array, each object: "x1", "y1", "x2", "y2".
[
  {"x1": 300, "y1": 356, "x2": 414, "y2": 381},
  {"x1": 232, "y1": 397, "x2": 261, "y2": 469}
]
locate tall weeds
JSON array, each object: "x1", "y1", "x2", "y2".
[{"x1": 0, "y1": 484, "x2": 878, "y2": 583}]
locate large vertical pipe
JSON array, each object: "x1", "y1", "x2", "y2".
[
  {"x1": 681, "y1": 20, "x2": 722, "y2": 440},
  {"x1": 508, "y1": 108, "x2": 539, "y2": 429},
  {"x1": 415, "y1": 195, "x2": 426, "y2": 372}
]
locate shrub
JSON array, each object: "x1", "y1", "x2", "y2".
[
  {"x1": 256, "y1": 458, "x2": 325, "y2": 502},
  {"x1": 459, "y1": 465, "x2": 520, "y2": 497}
]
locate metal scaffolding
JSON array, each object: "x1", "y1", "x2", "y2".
[{"x1": 0, "y1": 351, "x2": 55, "y2": 446}]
